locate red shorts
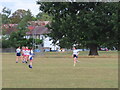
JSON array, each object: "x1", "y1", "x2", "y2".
[
  {"x1": 26, "y1": 55, "x2": 29, "y2": 57},
  {"x1": 24, "y1": 55, "x2": 28, "y2": 57}
]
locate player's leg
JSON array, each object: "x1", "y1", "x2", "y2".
[
  {"x1": 74, "y1": 57, "x2": 77, "y2": 66},
  {"x1": 28, "y1": 57, "x2": 33, "y2": 68},
  {"x1": 25, "y1": 55, "x2": 29, "y2": 63},
  {"x1": 24, "y1": 55, "x2": 27, "y2": 63},
  {"x1": 29, "y1": 60, "x2": 32, "y2": 68},
  {"x1": 27, "y1": 55, "x2": 29, "y2": 61},
  {"x1": 16, "y1": 56, "x2": 18, "y2": 63},
  {"x1": 22, "y1": 55, "x2": 25, "y2": 63},
  {"x1": 20, "y1": 55, "x2": 23, "y2": 62},
  {"x1": 76, "y1": 56, "x2": 79, "y2": 63},
  {"x1": 16, "y1": 53, "x2": 20, "y2": 63}
]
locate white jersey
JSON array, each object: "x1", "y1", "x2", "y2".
[
  {"x1": 22, "y1": 49, "x2": 25, "y2": 55},
  {"x1": 73, "y1": 49, "x2": 79, "y2": 55},
  {"x1": 30, "y1": 50, "x2": 34, "y2": 55},
  {"x1": 29, "y1": 50, "x2": 34, "y2": 59},
  {"x1": 24, "y1": 49, "x2": 30, "y2": 55},
  {"x1": 16, "y1": 48, "x2": 21, "y2": 53}
]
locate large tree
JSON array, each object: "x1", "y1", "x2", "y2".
[
  {"x1": 36, "y1": 12, "x2": 53, "y2": 21},
  {"x1": 9, "y1": 9, "x2": 33, "y2": 48},
  {"x1": 37, "y1": 2, "x2": 118, "y2": 55},
  {"x1": 2, "y1": 9, "x2": 37, "y2": 48},
  {"x1": 9, "y1": 9, "x2": 35, "y2": 24},
  {"x1": 1, "y1": 7, "x2": 11, "y2": 24}
]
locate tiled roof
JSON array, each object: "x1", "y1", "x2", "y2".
[
  {"x1": 26, "y1": 26, "x2": 50, "y2": 35},
  {"x1": 2, "y1": 21, "x2": 50, "y2": 35}
]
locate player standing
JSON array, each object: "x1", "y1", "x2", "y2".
[
  {"x1": 25, "y1": 47, "x2": 30, "y2": 63},
  {"x1": 72, "y1": 47, "x2": 79, "y2": 67},
  {"x1": 21, "y1": 46, "x2": 26, "y2": 63},
  {"x1": 16, "y1": 46, "x2": 21, "y2": 63}
]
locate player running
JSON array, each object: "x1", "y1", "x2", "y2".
[
  {"x1": 72, "y1": 47, "x2": 79, "y2": 67},
  {"x1": 16, "y1": 46, "x2": 22, "y2": 63},
  {"x1": 28, "y1": 47, "x2": 34, "y2": 69}
]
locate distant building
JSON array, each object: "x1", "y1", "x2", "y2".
[
  {"x1": 26, "y1": 25, "x2": 60, "y2": 50},
  {"x1": 2, "y1": 21, "x2": 60, "y2": 50}
]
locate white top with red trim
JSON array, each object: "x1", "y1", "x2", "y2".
[{"x1": 24, "y1": 49, "x2": 30, "y2": 55}]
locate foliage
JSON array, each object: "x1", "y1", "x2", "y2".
[
  {"x1": 2, "y1": 36, "x2": 11, "y2": 48},
  {"x1": 35, "y1": 39, "x2": 43, "y2": 45},
  {"x1": 36, "y1": 12, "x2": 53, "y2": 21},
  {"x1": 9, "y1": 9, "x2": 33, "y2": 24},
  {"x1": 37, "y1": 2, "x2": 119, "y2": 55},
  {"x1": 1, "y1": 7, "x2": 44, "y2": 48},
  {"x1": 8, "y1": 10, "x2": 34, "y2": 48},
  {"x1": 1, "y1": 7, "x2": 11, "y2": 24}
]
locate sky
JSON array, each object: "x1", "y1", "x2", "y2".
[{"x1": 0, "y1": 0, "x2": 40, "y2": 16}]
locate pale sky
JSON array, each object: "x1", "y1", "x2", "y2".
[{"x1": 0, "y1": 0, "x2": 40, "y2": 16}]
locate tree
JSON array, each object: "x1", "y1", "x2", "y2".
[
  {"x1": 2, "y1": 36, "x2": 11, "y2": 48},
  {"x1": 37, "y1": 2, "x2": 119, "y2": 55},
  {"x1": 1, "y1": 7, "x2": 11, "y2": 24},
  {"x1": 8, "y1": 9, "x2": 35, "y2": 48},
  {"x1": 36, "y1": 12, "x2": 53, "y2": 21},
  {"x1": 9, "y1": 9, "x2": 35, "y2": 24}
]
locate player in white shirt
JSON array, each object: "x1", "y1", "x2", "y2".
[
  {"x1": 16, "y1": 46, "x2": 21, "y2": 63},
  {"x1": 72, "y1": 47, "x2": 79, "y2": 66},
  {"x1": 21, "y1": 46, "x2": 26, "y2": 63},
  {"x1": 28, "y1": 47, "x2": 34, "y2": 69},
  {"x1": 24, "y1": 47, "x2": 30, "y2": 63}
]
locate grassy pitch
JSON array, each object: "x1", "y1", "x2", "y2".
[{"x1": 2, "y1": 51, "x2": 118, "y2": 88}]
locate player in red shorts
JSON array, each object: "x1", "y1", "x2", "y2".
[
  {"x1": 21, "y1": 46, "x2": 26, "y2": 63},
  {"x1": 25, "y1": 46, "x2": 30, "y2": 63}
]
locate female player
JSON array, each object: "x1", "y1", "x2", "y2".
[
  {"x1": 72, "y1": 47, "x2": 79, "y2": 67},
  {"x1": 25, "y1": 46, "x2": 30, "y2": 63},
  {"x1": 28, "y1": 47, "x2": 34, "y2": 68},
  {"x1": 21, "y1": 46, "x2": 25, "y2": 63},
  {"x1": 16, "y1": 46, "x2": 21, "y2": 63}
]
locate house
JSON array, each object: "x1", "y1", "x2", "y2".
[
  {"x1": 26, "y1": 25, "x2": 60, "y2": 50},
  {"x1": 2, "y1": 21, "x2": 60, "y2": 50},
  {"x1": 1, "y1": 24, "x2": 18, "y2": 39}
]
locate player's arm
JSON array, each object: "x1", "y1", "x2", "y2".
[
  {"x1": 21, "y1": 50, "x2": 23, "y2": 54},
  {"x1": 77, "y1": 50, "x2": 79, "y2": 55}
]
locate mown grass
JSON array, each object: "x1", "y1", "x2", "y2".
[
  {"x1": 38, "y1": 51, "x2": 118, "y2": 58},
  {"x1": 2, "y1": 51, "x2": 118, "y2": 88}
]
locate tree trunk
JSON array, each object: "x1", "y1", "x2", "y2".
[
  {"x1": 117, "y1": 45, "x2": 120, "y2": 51},
  {"x1": 88, "y1": 44, "x2": 99, "y2": 56}
]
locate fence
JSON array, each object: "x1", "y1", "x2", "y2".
[{"x1": 1, "y1": 48, "x2": 15, "y2": 53}]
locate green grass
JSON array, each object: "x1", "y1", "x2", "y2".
[{"x1": 2, "y1": 51, "x2": 118, "y2": 88}]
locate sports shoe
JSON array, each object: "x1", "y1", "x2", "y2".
[
  {"x1": 22, "y1": 61, "x2": 25, "y2": 63},
  {"x1": 25, "y1": 61, "x2": 27, "y2": 63},
  {"x1": 29, "y1": 65, "x2": 32, "y2": 69}
]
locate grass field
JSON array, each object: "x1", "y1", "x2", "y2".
[{"x1": 2, "y1": 51, "x2": 118, "y2": 88}]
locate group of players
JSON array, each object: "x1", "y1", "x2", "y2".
[
  {"x1": 16, "y1": 46, "x2": 34, "y2": 69},
  {"x1": 16, "y1": 46, "x2": 80, "y2": 68}
]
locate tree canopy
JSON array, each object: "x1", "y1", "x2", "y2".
[
  {"x1": 37, "y1": 2, "x2": 119, "y2": 55},
  {"x1": 1, "y1": 8, "x2": 43, "y2": 48}
]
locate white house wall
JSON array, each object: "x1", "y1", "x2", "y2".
[
  {"x1": 43, "y1": 36, "x2": 60, "y2": 50},
  {"x1": 26, "y1": 34, "x2": 60, "y2": 50}
]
